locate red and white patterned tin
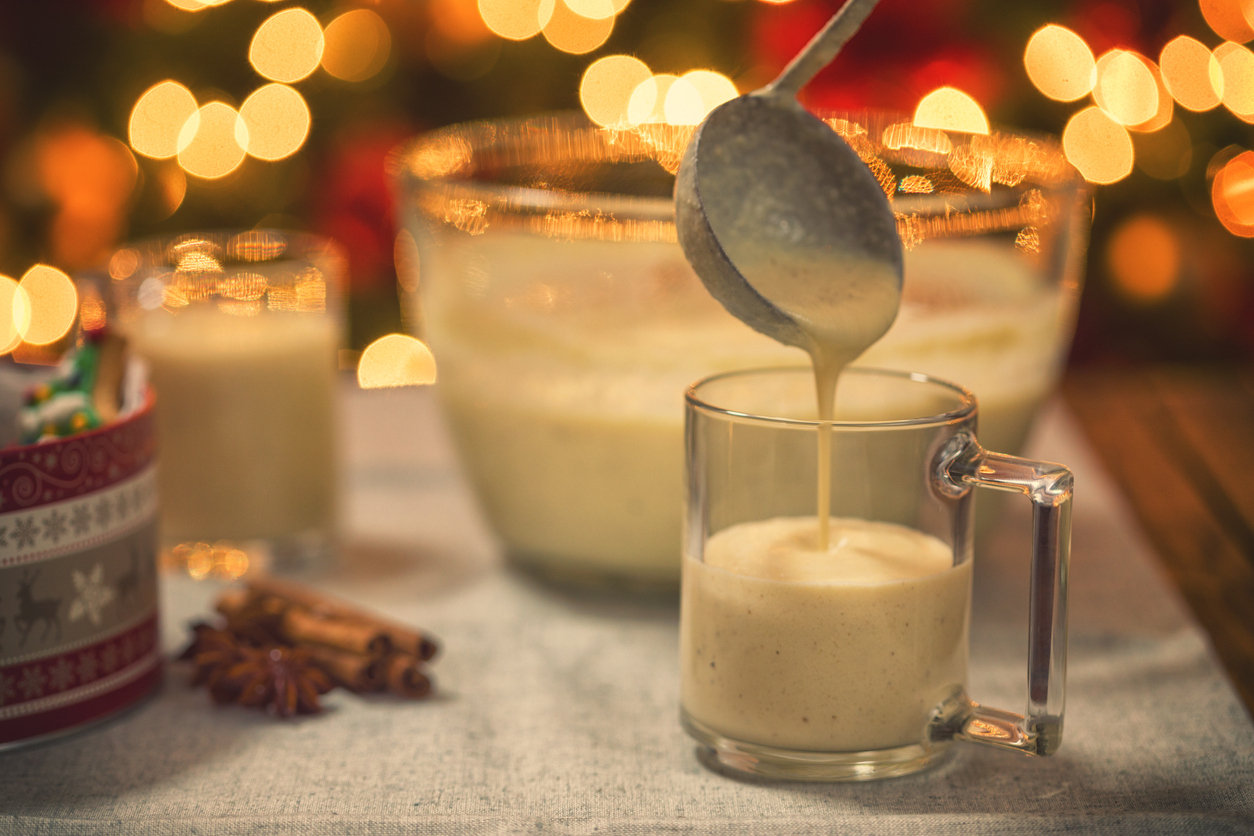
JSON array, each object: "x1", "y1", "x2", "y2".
[{"x1": 0, "y1": 394, "x2": 159, "y2": 748}]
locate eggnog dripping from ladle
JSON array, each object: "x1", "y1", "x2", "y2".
[
  {"x1": 673, "y1": 0, "x2": 903, "y2": 550},
  {"x1": 731, "y1": 247, "x2": 902, "y2": 548}
]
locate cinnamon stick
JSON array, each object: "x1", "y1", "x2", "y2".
[
  {"x1": 305, "y1": 645, "x2": 388, "y2": 694},
  {"x1": 215, "y1": 588, "x2": 249, "y2": 617},
  {"x1": 384, "y1": 653, "x2": 432, "y2": 699},
  {"x1": 279, "y1": 607, "x2": 390, "y2": 657},
  {"x1": 246, "y1": 577, "x2": 439, "y2": 660},
  {"x1": 215, "y1": 589, "x2": 283, "y2": 646}
]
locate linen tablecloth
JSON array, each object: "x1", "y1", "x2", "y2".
[{"x1": 3, "y1": 383, "x2": 1253, "y2": 835}]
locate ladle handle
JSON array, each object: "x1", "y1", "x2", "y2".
[{"x1": 762, "y1": 0, "x2": 883, "y2": 100}]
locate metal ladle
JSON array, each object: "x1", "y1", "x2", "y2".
[{"x1": 675, "y1": 0, "x2": 903, "y2": 363}]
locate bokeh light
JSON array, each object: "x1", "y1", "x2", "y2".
[
  {"x1": 35, "y1": 127, "x2": 138, "y2": 270},
  {"x1": 154, "y1": 163, "x2": 188, "y2": 221},
  {"x1": 1106, "y1": 215, "x2": 1181, "y2": 302},
  {"x1": 1160, "y1": 36, "x2": 1223, "y2": 111},
  {"x1": 172, "y1": 542, "x2": 250, "y2": 582},
  {"x1": 78, "y1": 285, "x2": 107, "y2": 332},
  {"x1": 478, "y1": 0, "x2": 548, "y2": 40},
  {"x1": 14, "y1": 265, "x2": 77, "y2": 346},
  {"x1": 1062, "y1": 105, "x2": 1134, "y2": 184},
  {"x1": 129, "y1": 81, "x2": 200, "y2": 159},
  {"x1": 1216, "y1": 41, "x2": 1254, "y2": 121},
  {"x1": 541, "y1": 0, "x2": 614, "y2": 54},
  {"x1": 912, "y1": 87, "x2": 989, "y2": 135},
  {"x1": 163, "y1": 0, "x2": 225, "y2": 11},
  {"x1": 662, "y1": 71, "x2": 737, "y2": 126},
  {"x1": 110, "y1": 249, "x2": 139, "y2": 282},
  {"x1": 1199, "y1": 0, "x2": 1254, "y2": 44},
  {"x1": 357, "y1": 334, "x2": 438, "y2": 388},
  {"x1": 663, "y1": 78, "x2": 705, "y2": 125},
  {"x1": 682, "y1": 71, "x2": 738, "y2": 114},
  {"x1": 429, "y1": 0, "x2": 493, "y2": 45},
  {"x1": 1092, "y1": 50, "x2": 1159, "y2": 127},
  {"x1": 249, "y1": 8, "x2": 325, "y2": 84},
  {"x1": 321, "y1": 9, "x2": 391, "y2": 82},
  {"x1": 564, "y1": 0, "x2": 616, "y2": 19},
  {"x1": 580, "y1": 55, "x2": 652, "y2": 127},
  {"x1": 627, "y1": 74, "x2": 678, "y2": 124},
  {"x1": 239, "y1": 84, "x2": 310, "y2": 161},
  {"x1": 177, "y1": 102, "x2": 249, "y2": 179},
  {"x1": 1024, "y1": 25, "x2": 1095, "y2": 102},
  {"x1": 0, "y1": 276, "x2": 21, "y2": 355},
  {"x1": 1213, "y1": 151, "x2": 1254, "y2": 236},
  {"x1": 1129, "y1": 57, "x2": 1173, "y2": 132}
]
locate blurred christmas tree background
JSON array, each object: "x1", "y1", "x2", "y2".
[{"x1": 0, "y1": 0, "x2": 1250, "y2": 363}]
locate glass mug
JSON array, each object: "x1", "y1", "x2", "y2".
[{"x1": 679, "y1": 367, "x2": 1072, "y2": 781}]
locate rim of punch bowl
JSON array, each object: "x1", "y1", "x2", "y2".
[
  {"x1": 392, "y1": 110, "x2": 1084, "y2": 245},
  {"x1": 685, "y1": 366, "x2": 977, "y2": 430}
]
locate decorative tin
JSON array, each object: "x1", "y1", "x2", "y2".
[{"x1": 0, "y1": 395, "x2": 159, "y2": 748}]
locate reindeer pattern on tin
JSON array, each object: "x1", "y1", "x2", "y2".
[{"x1": 15, "y1": 568, "x2": 62, "y2": 646}]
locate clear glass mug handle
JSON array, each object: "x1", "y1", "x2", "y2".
[{"x1": 931, "y1": 431, "x2": 1073, "y2": 756}]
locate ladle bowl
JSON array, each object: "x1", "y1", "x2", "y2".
[{"x1": 674, "y1": 0, "x2": 903, "y2": 358}]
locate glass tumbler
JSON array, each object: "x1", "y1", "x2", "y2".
[
  {"x1": 680, "y1": 367, "x2": 1072, "y2": 781},
  {"x1": 106, "y1": 230, "x2": 343, "y2": 573}
]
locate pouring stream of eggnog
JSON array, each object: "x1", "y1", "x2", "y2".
[{"x1": 733, "y1": 249, "x2": 902, "y2": 547}]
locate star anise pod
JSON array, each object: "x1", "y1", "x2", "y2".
[
  {"x1": 180, "y1": 622, "x2": 332, "y2": 717},
  {"x1": 212, "y1": 644, "x2": 333, "y2": 717},
  {"x1": 181, "y1": 624, "x2": 240, "y2": 685}
]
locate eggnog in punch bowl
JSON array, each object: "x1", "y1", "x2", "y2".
[{"x1": 394, "y1": 113, "x2": 1087, "y2": 585}]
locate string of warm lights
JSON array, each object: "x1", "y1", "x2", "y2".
[
  {"x1": 478, "y1": 0, "x2": 629, "y2": 53},
  {"x1": 579, "y1": 59, "x2": 740, "y2": 128},
  {"x1": 1025, "y1": 2, "x2": 1254, "y2": 239},
  {"x1": 129, "y1": 1, "x2": 392, "y2": 187},
  {"x1": 1021, "y1": 0, "x2": 1254, "y2": 306},
  {"x1": 0, "y1": 1, "x2": 396, "y2": 358}
]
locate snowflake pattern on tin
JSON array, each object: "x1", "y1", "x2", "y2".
[
  {"x1": 0, "y1": 672, "x2": 14, "y2": 706},
  {"x1": 94, "y1": 496, "x2": 112, "y2": 529},
  {"x1": 77, "y1": 650, "x2": 98, "y2": 683},
  {"x1": 100, "y1": 643, "x2": 119, "y2": 675},
  {"x1": 48, "y1": 656, "x2": 75, "y2": 692},
  {"x1": 70, "y1": 504, "x2": 92, "y2": 535},
  {"x1": 13, "y1": 517, "x2": 37, "y2": 549},
  {"x1": 0, "y1": 469, "x2": 156, "y2": 567},
  {"x1": 68, "y1": 564, "x2": 115, "y2": 626},
  {"x1": 43, "y1": 510, "x2": 67, "y2": 543},
  {"x1": 18, "y1": 665, "x2": 47, "y2": 699}
]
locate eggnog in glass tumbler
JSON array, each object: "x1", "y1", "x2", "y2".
[
  {"x1": 394, "y1": 113, "x2": 1087, "y2": 586},
  {"x1": 109, "y1": 231, "x2": 342, "y2": 571}
]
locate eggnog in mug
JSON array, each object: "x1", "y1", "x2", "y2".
[
  {"x1": 680, "y1": 367, "x2": 1073, "y2": 780},
  {"x1": 681, "y1": 516, "x2": 970, "y2": 752}
]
